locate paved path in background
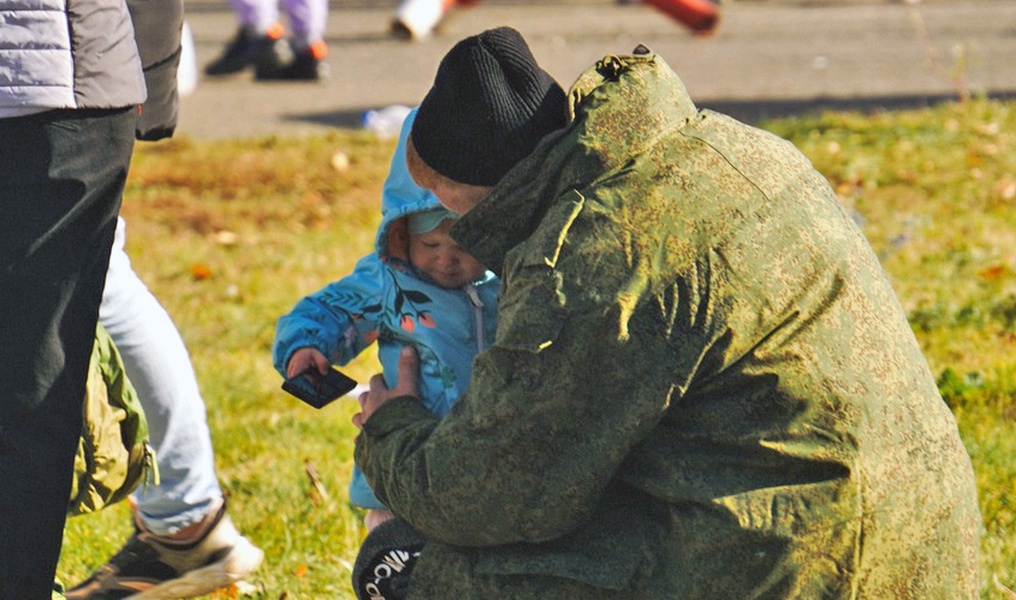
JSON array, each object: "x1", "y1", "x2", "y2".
[{"x1": 178, "y1": 0, "x2": 1016, "y2": 140}]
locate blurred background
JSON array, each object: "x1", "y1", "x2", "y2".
[{"x1": 178, "y1": 0, "x2": 1016, "y2": 139}]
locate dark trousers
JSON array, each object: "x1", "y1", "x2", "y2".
[{"x1": 0, "y1": 107, "x2": 135, "y2": 599}]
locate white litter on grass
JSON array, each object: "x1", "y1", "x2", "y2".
[{"x1": 362, "y1": 105, "x2": 413, "y2": 140}]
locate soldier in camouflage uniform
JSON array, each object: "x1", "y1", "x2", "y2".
[{"x1": 353, "y1": 27, "x2": 981, "y2": 598}]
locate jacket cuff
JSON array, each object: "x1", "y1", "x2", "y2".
[
  {"x1": 361, "y1": 396, "x2": 436, "y2": 437},
  {"x1": 136, "y1": 47, "x2": 181, "y2": 141}
]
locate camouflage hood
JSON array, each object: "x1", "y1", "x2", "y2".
[{"x1": 451, "y1": 49, "x2": 700, "y2": 274}]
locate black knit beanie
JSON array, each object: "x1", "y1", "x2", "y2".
[{"x1": 411, "y1": 27, "x2": 568, "y2": 186}]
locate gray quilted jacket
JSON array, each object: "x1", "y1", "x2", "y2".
[{"x1": 0, "y1": 0, "x2": 181, "y2": 139}]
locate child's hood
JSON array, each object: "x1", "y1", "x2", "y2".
[{"x1": 375, "y1": 107, "x2": 447, "y2": 265}]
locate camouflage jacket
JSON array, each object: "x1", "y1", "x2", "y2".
[{"x1": 356, "y1": 50, "x2": 981, "y2": 598}]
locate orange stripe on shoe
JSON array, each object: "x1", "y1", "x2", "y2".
[
  {"x1": 309, "y1": 40, "x2": 329, "y2": 60},
  {"x1": 266, "y1": 21, "x2": 286, "y2": 40}
]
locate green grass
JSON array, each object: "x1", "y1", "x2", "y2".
[{"x1": 59, "y1": 99, "x2": 1016, "y2": 598}]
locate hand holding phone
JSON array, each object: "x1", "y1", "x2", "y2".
[{"x1": 282, "y1": 366, "x2": 358, "y2": 409}]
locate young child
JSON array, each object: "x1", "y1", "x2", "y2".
[{"x1": 273, "y1": 108, "x2": 499, "y2": 529}]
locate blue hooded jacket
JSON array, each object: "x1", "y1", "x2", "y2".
[{"x1": 273, "y1": 109, "x2": 500, "y2": 508}]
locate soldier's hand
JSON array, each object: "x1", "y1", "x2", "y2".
[{"x1": 353, "y1": 346, "x2": 420, "y2": 429}]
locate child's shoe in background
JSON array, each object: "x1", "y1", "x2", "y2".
[
  {"x1": 205, "y1": 22, "x2": 286, "y2": 76},
  {"x1": 256, "y1": 40, "x2": 329, "y2": 81}
]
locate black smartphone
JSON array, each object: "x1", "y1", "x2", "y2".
[{"x1": 282, "y1": 366, "x2": 358, "y2": 409}]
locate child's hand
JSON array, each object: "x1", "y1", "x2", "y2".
[{"x1": 287, "y1": 347, "x2": 330, "y2": 378}]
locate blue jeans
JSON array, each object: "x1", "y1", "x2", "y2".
[
  {"x1": 0, "y1": 108, "x2": 133, "y2": 600},
  {"x1": 100, "y1": 217, "x2": 223, "y2": 536}
]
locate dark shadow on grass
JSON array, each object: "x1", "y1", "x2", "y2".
[
  {"x1": 281, "y1": 107, "x2": 409, "y2": 131},
  {"x1": 698, "y1": 91, "x2": 1016, "y2": 125}
]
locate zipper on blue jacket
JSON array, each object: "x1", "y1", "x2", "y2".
[{"x1": 465, "y1": 285, "x2": 485, "y2": 353}]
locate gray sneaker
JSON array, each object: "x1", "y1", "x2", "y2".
[{"x1": 65, "y1": 502, "x2": 263, "y2": 599}]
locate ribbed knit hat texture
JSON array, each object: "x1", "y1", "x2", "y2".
[{"x1": 411, "y1": 27, "x2": 567, "y2": 186}]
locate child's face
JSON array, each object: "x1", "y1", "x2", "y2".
[{"x1": 407, "y1": 219, "x2": 486, "y2": 289}]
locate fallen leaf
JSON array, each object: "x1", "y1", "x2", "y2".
[
  {"x1": 191, "y1": 264, "x2": 213, "y2": 280},
  {"x1": 977, "y1": 264, "x2": 1006, "y2": 280},
  {"x1": 209, "y1": 583, "x2": 238, "y2": 598}
]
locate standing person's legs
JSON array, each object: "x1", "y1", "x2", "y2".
[
  {"x1": 100, "y1": 217, "x2": 222, "y2": 534},
  {"x1": 282, "y1": 0, "x2": 327, "y2": 49},
  {"x1": 230, "y1": 0, "x2": 280, "y2": 35},
  {"x1": 0, "y1": 107, "x2": 135, "y2": 600},
  {"x1": 66, "y1": 217, "x2": 264, "y2": 599},
  {"x1": 253, "y1": 0, "x2": 328, "y2": 80},
  {"x1": 205, "y1": 0, "x2": 285, "y2": 76}
]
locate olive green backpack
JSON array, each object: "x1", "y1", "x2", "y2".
[{"x1": 68, "y1": 325, "x2": 158, "y2": 516}]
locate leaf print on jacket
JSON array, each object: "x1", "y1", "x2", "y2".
[
  {"x1": 361, "y1": 271, "x2": 439, "y2": 333},
  {"x1": 273, "y1": 107, "x2": 500, "y2": 511}
]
